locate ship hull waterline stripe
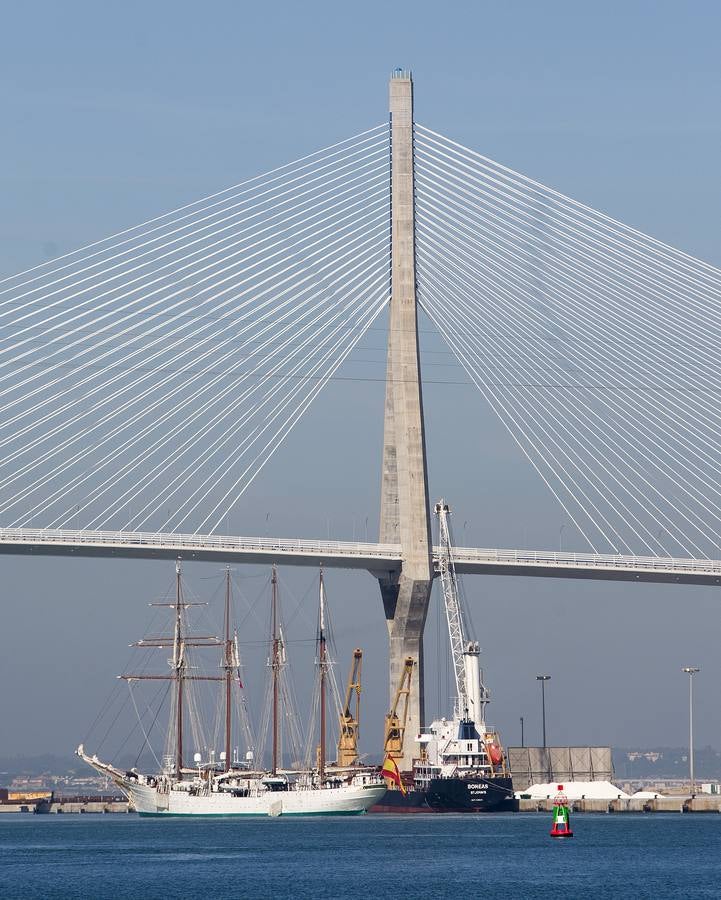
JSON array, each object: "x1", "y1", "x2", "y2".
[{"x1": 136, "y1": 809, "x2": 368, "y2": 818}]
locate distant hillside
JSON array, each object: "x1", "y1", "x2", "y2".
[
  {"x1": 613, "y1": 746, "x2": 721, "y2": 780},
  {"x1": 5, "y1": 747, "x2": 721, "y2": 784},
  {"x1": 0, "y1": 751, "x2": 157, "y2": 781}
]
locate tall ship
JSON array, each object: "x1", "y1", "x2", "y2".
[
  {"x1": 78, "y1": 564, "x2": 385, "y2": 816},
  {"x1": 372, "y1": 500, "x2": 516, "y2": 813}
]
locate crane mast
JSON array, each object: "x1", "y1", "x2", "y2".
[
  {"x1": 337, "y1": 648, "x2": 363, "y2": 768},
  {"x1": 383, "y1": 656, "x2": 415, "y2": 761},
  {"x1": 434, "y1": 500, "x2": 487, "y2": 725}
]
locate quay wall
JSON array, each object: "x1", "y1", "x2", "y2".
[
  {"x1": 0, "y1": 798, "x2": 129, "y2": 814},
  {"x1": 518, "y1": 796, "x2": 721, "y2": 813},
  {"x1": 45, "y1": 800, "x2": 130, "y2": 814}
]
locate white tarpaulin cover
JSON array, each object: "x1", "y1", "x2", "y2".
[{"x1": 517, "y1": 781, "x2": 630, "y2": 800}]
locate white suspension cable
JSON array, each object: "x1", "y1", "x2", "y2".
[
  {"x1": 415, "y1": 139, "x2": 721, "y2": 312},
  {"x1": 415, "y1": 124, "x2": 721, "y2": 286},
  {"x1": 0, "y1": 139, "x2": 388, "y2": 328},
  {"x1": 414, "y1": 218, "x2": 721, "y2": 543},
  {"x1": 418, "y1": 244, "x2": 713, "y2": 555},
  {"x1": 418, "y1": 288, "x2": 600, "y2": 551},
  {"x1": 418, "y1": 261, "x2": 667, "y2": 553},
  {"x1": 167, "y1": 288, "x2": 387, "y2": 534},
  {"x1": 415, "y1": 140, "x2": 721, "y2": 321},
  {"x1": 415, "y1": 195, "x2": 721, "y2": 481},
  {"x1": 202, "y1": 294, "x2": 388, "y2": 534},
  {"x1": 414, "y1": 190, "x2": 721, "y2": 448},
  {"x1": 0, "y1": 195, "x2": 390, "y2": 465},
  {"x1": 0, "y1": 170, "x2": 389, "y2": 381},
  {"x1": 414, "y1": 157, "x2": 721, "y2": 364},
  {"x1": 0, "y1": 124, "x2": 388, "y2": 292},
  {"x1": 5, "y1": 231, "x2": 390, "y2": 525},
  {"x1": 86, "y1": 261, "x2": 390, "y2": 531},
  {"x1": 417, "y1": 225, "x2": 721, "y2": 553},
  {"x1": 120, "y1": 264, "x2": 390, "y2": 531}
]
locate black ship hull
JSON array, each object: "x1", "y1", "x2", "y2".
[{"x1": 371, "y1": 776, "x2": 516, "y2": 814}]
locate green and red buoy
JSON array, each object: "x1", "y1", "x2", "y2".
[{"x1": 550, "y1": 786, "x2": 574, "y2": 838}]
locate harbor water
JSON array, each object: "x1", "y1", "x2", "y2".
[{"x1": 2, "y1": 813, "x2": 721, "y2": 899}]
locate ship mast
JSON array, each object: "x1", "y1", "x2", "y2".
[
  {"x1": 119, "y1": 563, "x2": 223, "y2": 776},
  {"x1": 271, "y1": 565, "x2": 280, "y2": 775},
  {"x1": 223, "y1": 567, "x2": 232, "y2": 772},
  {"x1": 318, "y1": 566, "x2": 327, "y2": 784},
  {"x1": 173, "y1": 560, "x2": 184, "y2": 774}
]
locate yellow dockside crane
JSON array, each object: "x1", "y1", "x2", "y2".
[
  {"x1": 336, "y1": 648, "x2": 363, "y2": 767},
  {"x1": 383, "y1": 656, "x2": 415, "y2": 765}
]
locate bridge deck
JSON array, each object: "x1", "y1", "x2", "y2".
[{"x1": 0, "y1": 528, "x2": 719, "y2": 585}]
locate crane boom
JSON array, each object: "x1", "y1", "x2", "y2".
[
  {"x1": 435, "y1": 500, "x2": 487, "y2": 724},
  {"x1": 336, "y1": 648, "x2": 363, "y2": 767},
  {"x1": 435, "y1": 500, "x2": 470, "y2": 714},
  {"x1": 383, "y1": 656, "x2": 415, "y2": 760}
]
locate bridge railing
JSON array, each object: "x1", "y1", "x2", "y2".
[
  {"x1": 1, "y1": 527, "x2": 720, "y2": 577},
  {"x1": 449, "y1": 546, "x2": 721, "y2": 574},
  {"x1": 0, "y1": 527, "x2": 403, "y2": 560}
]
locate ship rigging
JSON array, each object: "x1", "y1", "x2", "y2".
[{"x1": 77, "y1": 563, "x2": 384, "y2": 816}]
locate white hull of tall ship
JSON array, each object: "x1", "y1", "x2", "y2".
[
  {"x1": 128, "y1": 780, "x2": 384, "y2": 817},
  {"x1": 77, "y1": 746, "x2": 385, "y2": 817}
]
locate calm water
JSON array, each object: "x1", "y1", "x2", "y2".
[{"x1": 1, "y1": 813, "x2": 720, "y2": 899}]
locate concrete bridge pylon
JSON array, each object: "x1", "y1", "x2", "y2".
[{"x1": 377, "y1": 69, "x2": 434, "y2": 769}]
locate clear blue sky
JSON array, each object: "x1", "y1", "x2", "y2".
[{"x1": 1, "y1": 1, "x2": 720, "y2": 761}]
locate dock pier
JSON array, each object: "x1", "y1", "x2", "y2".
[{"x1": 519, "y1": 796, "x2": 721, "y2": 814}]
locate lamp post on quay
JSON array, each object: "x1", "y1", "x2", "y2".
[
  {"x1": 536, "y1": 675, "x2": 551, "y2": 748},
  {"x1": 537, "y1": 674, "x2": 551, "y2": 782},
  {"x1": 682, "y1": 666, "x2": 700, "y2": 796}
]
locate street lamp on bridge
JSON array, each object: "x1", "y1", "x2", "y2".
[{"x1": 682, "y1": 666, "x2": 700, "y2": 795}]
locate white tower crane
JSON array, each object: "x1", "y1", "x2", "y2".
[{"x1": 434, "y1": 500, "x2": 488, "y2": 726}]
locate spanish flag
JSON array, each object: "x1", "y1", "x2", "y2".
[{"x1": 381, "y1": 755, "x2": 406, "y2": 795}]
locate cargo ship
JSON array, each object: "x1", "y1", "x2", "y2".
[
  {"x1": 371, "y1": 652, "x2": 515, "y2": 813},
  {"x1": 372, "y1": 500, "x2": 515, "y2": 813}
]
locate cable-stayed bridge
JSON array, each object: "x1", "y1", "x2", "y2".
[
  {"x1": 2, "y1": 527, "x2": 721, "y2": 584},
  {"x1": 3, "y1": 69, "x2": 721, "y2": 757}
]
